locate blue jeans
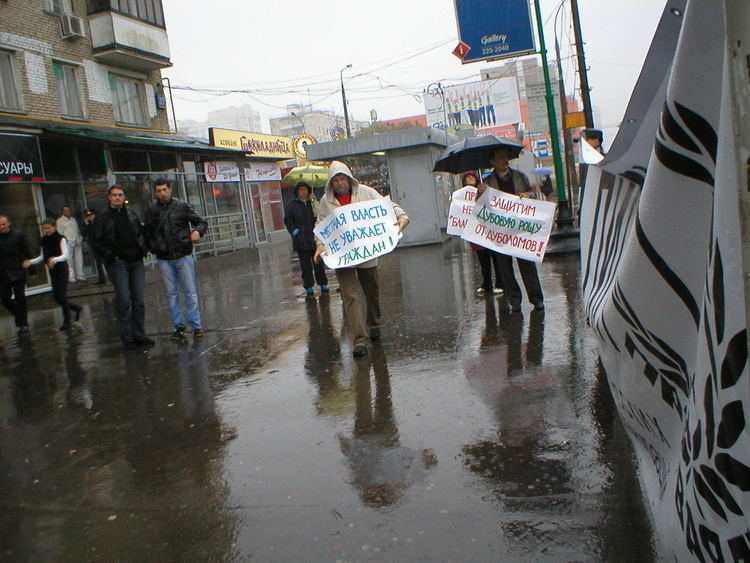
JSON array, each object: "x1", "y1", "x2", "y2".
[
  {"x1": 156, "y1": 255, "x2": 202, "y2": 330},
  {"x1": 106, "y1": 258, "x2": 146, "y2": 344}
]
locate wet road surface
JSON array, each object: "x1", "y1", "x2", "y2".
[{"x1": 0, "y1": 240, "x2": 658, "y2": 562}]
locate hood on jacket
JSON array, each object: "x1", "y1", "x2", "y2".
[{"x1": 325, "y1": 161, "x2": 359, "y2": 195}]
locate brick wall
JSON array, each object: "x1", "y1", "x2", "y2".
[{"x1": 0, "y1": 0, "x2": 170, "y2": 131}]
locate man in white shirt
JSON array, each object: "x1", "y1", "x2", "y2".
[{"x1": 56, "y1": 205, "x2": 85, "y2": 282}]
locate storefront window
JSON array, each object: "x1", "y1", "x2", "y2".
[
  {"x1": 149, "y1": 151, "x2": 178, "y2": 173},
  {"x1": 111, "y1": 149, "x2": 149, "y2": 172},
  {"x1": 40, "y1": 138, "x2": 78, "y2": 181},
  {"x1": 260, "y1": 182, "x2": 284, "y2": 231},
  {"x1": 39, "y1": 183, "x2": 85, "y2": 221},
  {"x1": 112, "y1": 174, "x2": 154, "y2": 218},
  {"x1": 212, "y1": 182, "x2": 242, "y2": 215},
  {"x1": 78, "y1": 144, "x2": 108, "y2": 182},
  {"x1": 344, "y1": 155, "x2": 390, "y2": 195}
]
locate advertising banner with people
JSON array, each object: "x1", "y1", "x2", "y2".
[
  {"x1": 453, "y1": 187, "x2": 556, "y2": 262},
  {"x1": 424, "y1": 77, "x2": 521, "y2": 132},
  {"x1": 313, "y1": 197, "x2": 402, "y2": 269}
]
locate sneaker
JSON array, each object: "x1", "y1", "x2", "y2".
[
  {"x1": 532, "y1": 301, "x2": 545, "y2": 311},
  {"x1": 135, "y1": 337, "x2": 155, "y2": 347},
  {"x1": 193, "y1": 329, "x2": 205, "y2": 339},
  {"x1": 493, "y1": 288, "x2": 505, "y2": 294},
  {"x1": 305, "y1": 287, "x2": 314, "y2": 296},
  {"x1": 59, "y1": 323, "x2": 71, "y2": 331},
  {"x1": 320, "y1": 285, "x2": 330, "y2": 293},
  {"x1": 170, "y1": 327, "x2": 187, "y2": 340},
  {"x1": 77, "y1": 277, "x2": 87, "y2": 282},
  {"x1": 370, "y1": 327, "x2": 381, "y2": 341},
  {"x1": 353, "y1": 344, "x2": 368, "y2": 358},
  {"x1": 476, "y1": 287, "x2": 488, "y2": 295},
  {"x1": 18, "y1": 326, "x2": 29, "y2": 333},
  {"x1": 69, "y1": 279, "x2": 77, "y2": 284}
]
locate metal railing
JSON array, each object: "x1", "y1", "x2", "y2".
[{"x1": 193, "y1": 212, "x2": 252, "y2": 257}]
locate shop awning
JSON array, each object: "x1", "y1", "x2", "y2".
[{"x1": 44, "y1": 126, "x2": 247, "y2": 154}]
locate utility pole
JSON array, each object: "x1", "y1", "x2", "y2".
[{"x1": 570, "y1": 0, "x2": 594, "y2": 128}]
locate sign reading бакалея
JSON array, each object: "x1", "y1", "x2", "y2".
[
  {"x1": 461, "y1": 187, "x2": 555, "y2": 263},
  {"x1": 314, "y1": 197, "x2": 402, "y2": 269}
]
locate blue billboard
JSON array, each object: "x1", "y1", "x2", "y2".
[{"x1": 454, "y1": 0, "x2": 536, "y2": 64}]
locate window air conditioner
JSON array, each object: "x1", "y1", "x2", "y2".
[{"x1": 60, "y1": 14, "x2": 85, "y2": 40}]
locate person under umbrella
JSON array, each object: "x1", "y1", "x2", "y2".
[
  {"x1": 461, "y1": 172, "x2": 504, "y2": 296},
  {"x1": 482, "y1": 146, "x2": 545, "y2": 312},
  {"x1": 284, "y1": 181, "x2": 329, "y2": 297}
]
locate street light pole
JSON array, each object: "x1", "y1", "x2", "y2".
[
  {"x1": 570, "y1": 0, "x2": 594, "y2": 128},
  {"x1": 290, "y1": 111, "x2": 305, "y2": 134},
  {"x1": 340, "y1": 64, "x2": 352, "y2": 138}
]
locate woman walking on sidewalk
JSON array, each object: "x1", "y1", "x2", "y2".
[{"x1": 29, "y1": 218, "x2": 82, "y2": 331}]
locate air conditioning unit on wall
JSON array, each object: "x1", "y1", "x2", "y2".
[{"x1": 60, "y1": 14, "x2": 85, "y2": 40}]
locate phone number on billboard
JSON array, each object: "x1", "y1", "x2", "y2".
[{"x1": 482, "y1": 45, "x2": 510, "y2": 55}]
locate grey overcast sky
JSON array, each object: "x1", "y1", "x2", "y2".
[{"x1": 160, "y1": 0, "x2": 667, "y2": 146}]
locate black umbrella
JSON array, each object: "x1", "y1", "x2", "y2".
[{"x1": 433, "y1": 135, "x2": 524, "y2": 174}]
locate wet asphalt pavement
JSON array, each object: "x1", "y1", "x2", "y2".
[{"x1": 0, "y1": 239, "x2": 658, "y2": 562}]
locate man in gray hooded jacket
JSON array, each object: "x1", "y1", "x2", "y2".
[{"x1": 314, "y1": 161, "x2": 409, "y2": 357}]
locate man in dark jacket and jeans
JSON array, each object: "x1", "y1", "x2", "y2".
[
  {"x1": 91, "y1": 185, "x2": 153, "y2": 349},
  {"x1": 284, "y1": 181, "x2": 328, "y2": 297},
  {"x1": 144, "y1": 178, "x2": 208, "y2": 340},
  {"x1": 0, "y1": 215, "x2": 35, "y2": 332}
]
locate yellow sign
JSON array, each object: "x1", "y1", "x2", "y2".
[
  {"x1": 293, "y1": 134, "x2": 316, "y2": 158},
  {"x1": 564, "y1": 111, "x2": 586, "y2": 129},
  {"x1": 209, "y1": 128, "x2": 294, "y2": 159}
]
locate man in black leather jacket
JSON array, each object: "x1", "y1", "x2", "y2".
[
  {"x1": 0, "y1": 215, "x2": 35, "y2": 332},
  {"x1": 144, "y1": 178, "x2": 208, "y2": 341},
  {"x1": 91, "y1": 185, "x2": 153, "y2": 349}
]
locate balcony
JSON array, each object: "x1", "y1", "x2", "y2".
[{"x1": 89, "y1": 11, "x2": 171, "y2": 71}]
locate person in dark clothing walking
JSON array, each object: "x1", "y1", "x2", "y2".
[
  {"x1": 91, "y1": 185, "x2": 154, "y2": 349},
  {"x1": 144, "y1": 178, "x2": 208, "y2": 340},
  {"x1": 483, "y1": 146, "x2": 544, "y2": 313},
  {"x1": 0, "y1": 215, "x2": 35, "y2": 332},
  {"x1": 29, "y1": 218, "x2": 82, "y2": 331},
  {"x1": 284, "y1": 181, "x2": 328, "y2": 297}
]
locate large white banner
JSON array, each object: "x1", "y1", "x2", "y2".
[
  {"x1": 458, "y1": 187, "x2": 555, "y2": 262},
  {"x1": 313, "y1": 197, "x2": 402, "y2": 269},
  {"x1": 580, "y1": 2, "x2": 750, "y2": 561}
]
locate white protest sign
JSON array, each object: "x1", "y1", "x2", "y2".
[
  {"x1": 314, "y1": 196, "x2": 402, "y2": 269},
  {"x1": 461, "y1": 187, "x2": 556, "y2": 263},
  {"x1": 447, "y1": 186, "x2": 478, "y2": 236}
]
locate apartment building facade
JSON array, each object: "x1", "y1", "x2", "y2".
[{"x1": 1, "y1": 0, "x2": 287, "y2": 293}]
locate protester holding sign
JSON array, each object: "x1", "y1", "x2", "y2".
[
  {"x1": 313, "y1": 161, "x2": 409, "y2": 358},
  {"x1": 483, "y1": 146, "x2": 544, "y2": 312},
  {"x1": 462, "y1": 172, "x2": 504, "y2": 296}
]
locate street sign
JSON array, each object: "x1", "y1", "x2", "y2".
[
  {"x1": 453, "y1": 0, "x2": 536, "y2": 64},
  {"x1": 452, "y1": 41, "x2": 471, "y2": 60},
  {"x1": 565, "y1": 111, "x2": 586, "y2": 129}
]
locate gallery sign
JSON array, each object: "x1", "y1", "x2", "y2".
[
  {"x1": 453, "y1": 0, "x2": 536, "y2": 64},
  {"x1": 0, "y1": 134, "x2": 45, "y2": 182}
]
